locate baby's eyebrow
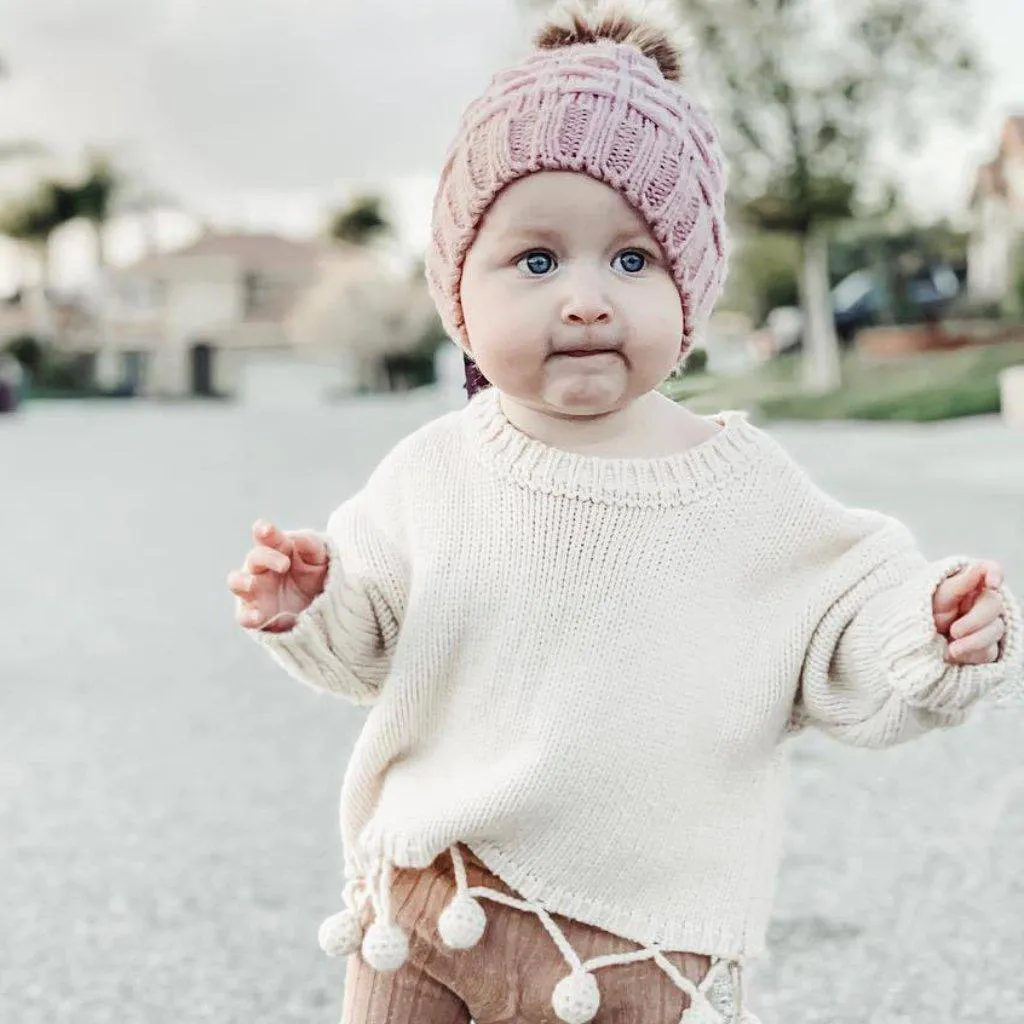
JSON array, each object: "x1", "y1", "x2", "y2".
[
  {"x1": 500, "y1": 226, "x2": 564, "y2": 246},
  {"x1": 609, "y1": 226, "x2": 657, "y2": 247}
]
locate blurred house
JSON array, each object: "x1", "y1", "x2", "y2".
[
  {"x1": 97, "y1": 231, "x2": 334, "y2": 398},
  {"x1": 968, "y1": 114, "x2": 1024, "y2": 302}
]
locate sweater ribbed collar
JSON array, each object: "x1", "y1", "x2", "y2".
[{"x1": 462, "y1": 385, "x2": 765, "y2": 508}]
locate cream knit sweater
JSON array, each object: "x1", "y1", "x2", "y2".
[{"x1": 250, "y1": 385, "x2": 1021, "y2": 964}]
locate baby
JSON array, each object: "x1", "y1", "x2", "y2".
[{"x1": 227, "y1": 2, "x2": 1022, "y2": 1022}]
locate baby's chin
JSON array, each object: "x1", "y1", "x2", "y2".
[{"x1": 538, "y1": 358, "x2": 631, "y2": 415}]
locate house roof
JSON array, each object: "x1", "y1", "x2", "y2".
[
  {"x1": 108, "y1": 232, "x2": 397, "y2": 328},
  {"x1": 116, "y1": 231, "x2": 336, "y2": 276},
  {"x1": 173, "y1": 231, "x2": 333, "y2": 264},
  {"x1": 972, "y1": 158, "x2": 1008, "y2": 202}
]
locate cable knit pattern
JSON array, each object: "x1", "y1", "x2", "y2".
[
  {"x1": 424, "y1": 39, "x2": 729, "y2": 355},
  {"x1": 248, "y1": 386, "x2": 1022, "y2": 960}
]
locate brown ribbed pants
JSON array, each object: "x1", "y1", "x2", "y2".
[{"x1": 341, "y1": 846, "x2": 712, "y2": 1023}]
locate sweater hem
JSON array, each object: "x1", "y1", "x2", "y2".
[
  {"x1": 361, "y1": 825, "x2": 767, "y2": 961},
  {"x1": 468, "y1": 840, "x2": 764, "y2": 960}
]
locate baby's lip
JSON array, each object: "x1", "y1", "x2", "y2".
[{"x1": 552, "y1": 348, "x2": 621, "y2": 358}]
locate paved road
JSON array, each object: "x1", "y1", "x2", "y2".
[{"x1": 2, "y1": 388, "x2": 1022, "y2": 1024}]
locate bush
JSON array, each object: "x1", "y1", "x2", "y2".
[
  {"x1": 3, "y1": 335, "x2": 101, "y2": 397},
  {"x1": 382, "y1": 349, "x2": 437, "y2": 390},
  {"x1": 720, "y1": 233, "x2": 801, "y2": 325},
  {"x1": 946, "y1": 294, "x2": 1004, "y2": 322},
  {"x1": 684, "y1": 347, "x2": 709, "y2": 375},
  {"x1": 4, "y1": 334, "x2": 44, "y2": 374}
]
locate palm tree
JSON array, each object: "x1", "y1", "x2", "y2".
[
  {"x1": 0, "y1": 181, "x2": 79, "y2": 337},
  {"x1": 72, "y1": 150, "x2": 120, "y2": 270},
  {"x1": 328, "y1": 194, "x2": 391, "y2": 246},
  {"x1": 70, "y1": 150, "x2": 182, "y2": 273}
]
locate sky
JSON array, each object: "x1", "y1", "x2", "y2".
[{"x1": 1, "y1": 0, "x2": 1023, "y2": 292}]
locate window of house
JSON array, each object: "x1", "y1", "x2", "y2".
[{"x1": 244, "y1": 272, "x2": 267, "y2": 316}]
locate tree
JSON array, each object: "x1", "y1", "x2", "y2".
[
  {"x1": 328, "y1": 193, "x2": 391, "y2": 246},
  {"x1": 721, "y1": 231, "x2": 802, "y2": 325},
  {"x1": 72, "y1": 150, "x2": 121, "y2": 270},
  {"x1": 299, "y1": 192, "x2": 443, "y2": 391},
  {"x1": 520, "y1": 0, "x2": 983, "y2": 392},
  {"x1": 287, "y1": 246, "x2": 438, "y2": 392},
  {"x1": 680, "y1": 0, "x2": 984, "y2": 390},
  {"x1": 0, "y1": 180, "x2": 78, "y2": 299}
]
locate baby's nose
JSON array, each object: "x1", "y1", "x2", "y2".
[{"x1": 561, "y1": 298, "x2": 612, "y2": 325}]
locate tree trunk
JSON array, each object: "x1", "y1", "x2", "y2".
[
  {"x1": 24, "y1": 240, "x2": 54, "y2": 341},
  {"x1": 799, "y1": 229, "x2": 842, "y2": 394},
  {"x1": 93, "y1": 220, "x2": 107, "y2": 269}
]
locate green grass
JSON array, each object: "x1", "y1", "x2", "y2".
[{"x1": 663, "y1": 342, "x2": 1024, "y2": 422}]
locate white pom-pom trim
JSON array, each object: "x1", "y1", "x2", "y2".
[
  {"x1": 317, "y1": 909, "x2": 364, "y2": 957},
  {"x1": 361, "y1": 921, "x2": 410, "y2": 972},
  {"x1": 438, "y1": 894, "x2": 487, "y2": 949},
  {"x1": 552, "y1": 969, "x2": 601, "y2": 1023}
]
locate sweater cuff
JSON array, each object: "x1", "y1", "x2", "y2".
[
  {"x1": 873, "y1": 558, "x2": 1023, "y2": 713},
  {"x1": 244, "y1": 536, "x2": 381, "y2": 703}
]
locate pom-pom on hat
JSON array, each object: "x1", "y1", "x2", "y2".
[{"x1": 425, "y1": 0, "x2": 729, "y2": 362}]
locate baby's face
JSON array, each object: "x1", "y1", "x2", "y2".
[{"x1": 459, "y1": 171, "x2": 684, "y2": 419}]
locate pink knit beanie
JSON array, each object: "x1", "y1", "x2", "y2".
[{"x1": 425, "y1": 0, "x2": 729, "y2": 363}]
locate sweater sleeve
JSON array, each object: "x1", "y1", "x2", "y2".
[
  {"x1": 244, "y1": 488, "x2": 406, "y2": 705},
  {"x1": 787, "y1": 509, "x2": 1023, "y2": 749}
]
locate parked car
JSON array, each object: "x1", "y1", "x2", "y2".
[{"x1": 762, "y1": 263, "x2": 962, "y2": 356}]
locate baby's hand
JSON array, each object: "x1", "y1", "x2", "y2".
[
  {"x1": 227, "y1": 520, "x2": 329, "y2": 633},
  {"x1": 932, "y1": 560, "x2": 1006, "y2": 665}
]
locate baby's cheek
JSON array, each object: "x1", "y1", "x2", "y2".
[{"x1": 480, "y1": 332, "x2": 543, "y2": 376}]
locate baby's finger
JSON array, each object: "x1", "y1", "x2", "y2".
[
  {"x1": 252, "y1": 520, "x2": 293, "y2": 555},
  {"x1": 226, "y1": 569, "x2": 254, "y2": 598},
  {"x1": 933, "y1": 563, "x2": 985, "y2": 614},
  {"x1": 949, "y1": 590, "x2": 1004, "y2": 640},
  {"x1": 229, "y1": 571, "x2": 279, "y2": 609},
  {"x1": 234, "y1": 600, "x2": 265, "y2": 628},
  {"x1": 948, "y1": 617, "x2": 1005, "y2": 660},
  {"x1": 291, "y1": 531, "x2": 328, "y2": 566},
  {"x1": 949, "y1": 641, "x2": 1002, "y2": 666},
  {"x1": 980, "y1": 559, "x2": 1004, "y2": 589},
  {"x1": 244, "y1": 544, "x2": 291, "y2": 575}
]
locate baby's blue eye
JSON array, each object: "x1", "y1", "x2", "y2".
[
  {"x1": 517, "y1": 251, "x2": 556, "y2": 275},
  {"x1": 614, "y1": 249, "x2": 647, "y2": 273}
]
